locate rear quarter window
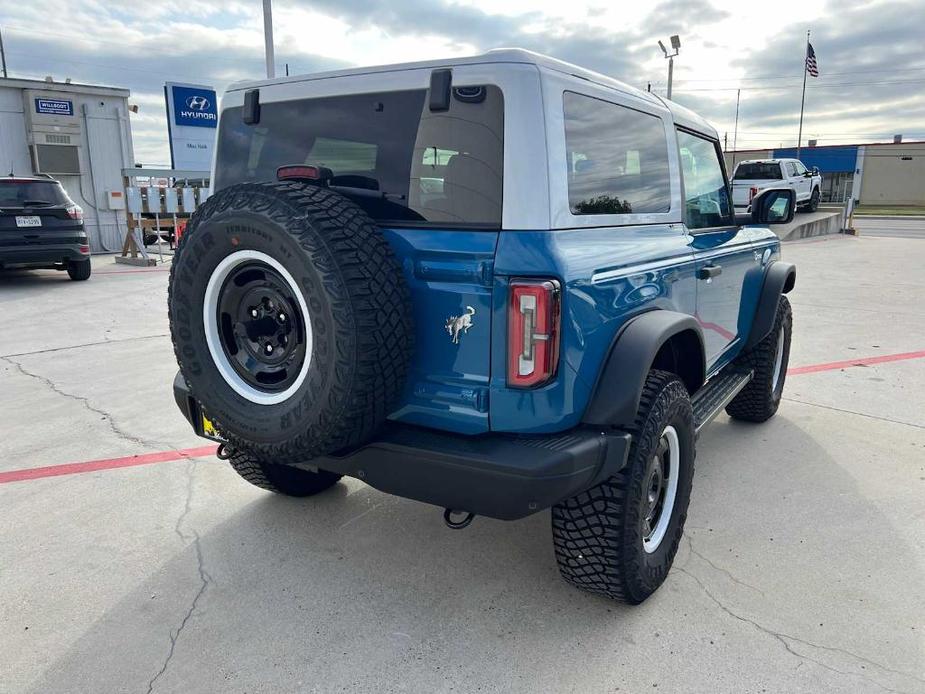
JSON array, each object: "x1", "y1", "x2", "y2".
[
  {"x1": 563, "y1": 91, "x2": 671, "y2": 215},
  {"x1": 215, "y1": 86, "x2": 504, "y2": 228}
]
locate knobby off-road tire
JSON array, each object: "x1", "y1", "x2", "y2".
[
  {"x1": 552, "y1": 370, "x2": 695, "y2": 604},
  {"x1": 168, "y1": 181, "x2": 413, "y2": 464},
  {"x1": 725, "y1": 295, "x2": 792, "y2": 423},
  {"x1": 228, "y1": 448, "x2": 342, "y2": 497},
  {"x1": 67, "y1": 258, "x2": 91, "y2": 281}
]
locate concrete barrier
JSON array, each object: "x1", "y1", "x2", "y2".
[{"x1": 775, "y1": 210, "x2": 843, "y2": 242}]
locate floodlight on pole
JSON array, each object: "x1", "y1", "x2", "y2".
[{"x1": 658, "y1": 35, "x2": 680, "y2": 100}]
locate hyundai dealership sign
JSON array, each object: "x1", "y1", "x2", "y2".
[{"x1": 164, "y1": 82, "x2": 218, "y2": 171}]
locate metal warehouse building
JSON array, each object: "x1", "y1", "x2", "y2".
[
  {"x1": 0, "y1": 76, "x2": 135, "y2": 252},
  {"x1": 725, "y1": 141, "x2": 925, "y2": 207}
]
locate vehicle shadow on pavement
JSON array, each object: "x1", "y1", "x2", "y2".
[{"x1": 22, "y1": 412, "x2": 925, "y2": 694}]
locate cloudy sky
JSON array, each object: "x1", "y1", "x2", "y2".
[{"x1": 2, "y1": 0, "x2": 923, "y2": 165}]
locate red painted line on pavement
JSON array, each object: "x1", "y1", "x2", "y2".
[
  {"x1": 3, "y1": 350, "x2": 923, "y2": 486},
  {"x1": 0, "y1": 445, "x2": 217, "y2": 485},
  {"x1": 94, "y1": 268, "x2": 171, "y2": 275},
  {"x1": 788, "y1": 349, "x2": 925, "y2": 375}
]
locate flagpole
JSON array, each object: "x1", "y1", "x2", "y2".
[{"x1": 797, "y1": 29, "x2": 809, "y2": 159}]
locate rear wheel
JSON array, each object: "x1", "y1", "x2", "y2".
[
  {"x1": 67, "y1": 259, "x2": 91, "y2": 281},
  {"x1": 227, "y1": 448, "x2": 342, "y2": 497},
  {"x1": 552, "y1": 370, "x2": 695, "y2": 603}
]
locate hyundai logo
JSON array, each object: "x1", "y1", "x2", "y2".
[{"x1": 185, "y1": 95, "x2": 211, "y2": 111}]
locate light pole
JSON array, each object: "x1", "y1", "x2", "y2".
[
  {"x1": 658, "y1": 35, "x2": 680, "y2": 100},
  {"x1": 262, "y1": 0, "x2": 275, "y2": 79}
]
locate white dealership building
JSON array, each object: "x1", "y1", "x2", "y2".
[{"x1": 0, "y1": 76, "x2": 136, "y2": 252}]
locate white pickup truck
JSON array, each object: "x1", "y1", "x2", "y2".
[{"x1": 731, "y1": 159, "x2": 822, "y2": 213}]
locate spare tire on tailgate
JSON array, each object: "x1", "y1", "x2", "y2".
[{"x1": 168, "y1": 181, "x2": 413, "y2": 462}]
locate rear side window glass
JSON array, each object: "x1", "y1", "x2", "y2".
[
  {"x1": 677, "y1": 130, "x2": 732, "y2": 230},
  {"x1": 215, "y1": 86, "x2": 504, "y2": 227},
  {"x1": 0, "y1": 180, "x2": 69, "y2": 207},
  {"x1": 733, "y1": 162, "x2": 782, "y2": 180},
  {"x1": 563, "y1": 91, "x2": 671, "y2": 216}
]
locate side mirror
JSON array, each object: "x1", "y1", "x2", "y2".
[{"x1": 751, "y1": 188, "x2": 795, "y2": 225}]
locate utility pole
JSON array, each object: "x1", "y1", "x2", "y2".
[
  {"x1": 667, "y1": 55, "x2": 674, "y2": 99},
  {"x1": 0, "y1": 25, "x2": 8, "y2": 78},
  {"x1": 796, "y1": 29, "x2": 810, "y2": 159},
  {"x1": 732, "y1": 88, "x2": 741, "y2": 168},
  {"x1": 658, "y1": 35, "x2": 680, "y2": 100},
  {"x1": 262, "y1": 0, "x2": 275, "y2": 79}
]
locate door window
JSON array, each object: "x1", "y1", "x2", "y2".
[
  {"x1": 676, "y1": 130, "x2": 732, "y2": 230},
  {"x1": 794, "y1": 161, "x2": 807, "y2": 175},
  {"x1": 563, "y1": 92, "x2": 671, "y2": 215}
]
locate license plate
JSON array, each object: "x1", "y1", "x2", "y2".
[
  {"x1": 200, "y1": 413, "x2": 225, "y2": 442},
  {"x1": 15, "y1": 216, "x2": 42, "y2": 228}
]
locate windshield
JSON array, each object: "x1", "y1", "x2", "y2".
[
  {"x1": 215, "y1": 86, "x2": 504, "y2": 227},
  {"x1": 733, "y1": 163, "x2": 782, "y2": 180},
  {"x1": 0, "y1": 180, "x2": 70, "y2": 207}
]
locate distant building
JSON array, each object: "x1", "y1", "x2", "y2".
[
  {"x1": 0, "y1": 76, "x2": 135, "y2": 252},
  {"x1": 724, "y1": 141, "x2": 925, "y2": 207}
]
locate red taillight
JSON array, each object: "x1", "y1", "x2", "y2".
[
  {"x1": 508, "y1": 279, "x2": 561, "y2": 388},
  {"x1": 276, "y1": 165, "x2": 332, "y2": 182},
  {"x1": 66, "y1": 204, "x2": 83, "y2": 222},
  {"x1": 78, "y1": 244, "x2": 90, "y2": 254},
  {"x1": 748, "y1": 186, "x2": 759, "y2": 203}
]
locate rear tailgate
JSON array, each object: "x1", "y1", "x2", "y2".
[
  {"x1": 0, "y1": 206, "x2": 85, "y2": 249},
  {"x1": 732, "y1": 181, "x2": 763, "y2": 207},
  {"x1": 382, "y1": 228, "x2": 497, "y2": 435}
]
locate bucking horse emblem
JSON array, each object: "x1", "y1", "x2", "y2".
[{"x1": 445, "y1": 306, "x2": 476, "y2": 344}]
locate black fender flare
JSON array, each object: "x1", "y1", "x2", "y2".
[
  {"x1": 582, "y1": 311, "x2": 706, "y2": 429},
  {"x1": 744, "y1": 261, "x2": 796, "y2": 350}
]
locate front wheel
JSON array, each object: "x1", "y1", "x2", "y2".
[
  {"x1": 227, "y1": 448, "x2": 342, "y2": 497},
  {"x1": 807, "y1": 188, "x2": 820, "y2": 212},
  {"x1": 552, "y1": 370, "x2": 695, "y2": 604},
  {"x1": 725, "y1": 295, "x2": 792, "y2": 422}
]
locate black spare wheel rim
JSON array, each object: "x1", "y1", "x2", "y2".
[
  {"x1": 207, "y1": 252, "x2": 310, "y2": 402},
  {"x1": 168, "y1": 181, "x2": 413, "y2": 464}
]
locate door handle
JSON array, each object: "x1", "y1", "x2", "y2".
[{"x1": 698, "y1": 264, "x2": 722, "y2": 280}]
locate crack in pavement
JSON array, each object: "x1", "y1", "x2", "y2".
[
  {"x1": 1, "y1": 356, "x2": 165, "y2": 450},
  {"x1": 0, "y1": 333, "x2": 170, "y2": 359},
  {"x1": 783, "y1": 397, "x2": 925, "y2": 431},
  {"x1": 684, "y1": 535, "x2": 766, "y2": 598},
  {"x1": 676, "y1": 562, "x2": 922, "y2": 694},
  {"x1": 145, "y1": 459, "x2": 211, "y2": 694}
]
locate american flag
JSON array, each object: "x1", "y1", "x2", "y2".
[{"x1": 805, "y1": 42, "x2": 819, "y2": 77}]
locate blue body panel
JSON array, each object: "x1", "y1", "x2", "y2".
[
  {"x1": 380, "y1": 223, "x2": 779, "y2": 436},
  {"x1": 381, "y1": 228, "x2": 498, "y2": 435}
]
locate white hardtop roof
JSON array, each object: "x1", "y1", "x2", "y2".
[{"x1": 226, "y1": 48, "x2": 718, "y2": 139}]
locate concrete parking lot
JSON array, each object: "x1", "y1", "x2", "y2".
[{"x1": 2, "y1": 227, "x2": 924, "y2": 693}]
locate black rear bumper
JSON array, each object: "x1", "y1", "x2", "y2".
[
  {"x1": 0, "y1": 244, "x2": 88, "y2": 269},
  {"x1": 173, "y1": 373, "x2": 631, "y2": 520}
]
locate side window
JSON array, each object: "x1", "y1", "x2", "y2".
[
  {"x1": 794, "y1": 161, "x2": 807, "y2": 175},
  {"x1": 787, "y1": 162, "x2": 799, "y2": 177},
  {"x1": 563, "y1": 92, "x2": 671, "y2": 215},
  {"x1": 676, "y1": 130, "x2": 733, "y2": 230}
]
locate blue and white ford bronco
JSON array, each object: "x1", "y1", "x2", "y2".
[{"x1": 169, "y1": 49, "x2": 797, "y2": 603}]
